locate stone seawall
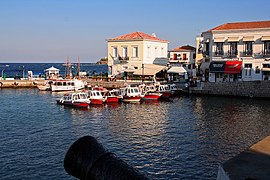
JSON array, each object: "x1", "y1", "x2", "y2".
[
  {"x1": 189, "y1": 81, "x2": 270, "y2": 98},
  {"x1": 0, "y1": 80, "x2": 136, "y2": 89},
  {"x1": 0, "y1": 80, "x2": 46, "y2": 88}
]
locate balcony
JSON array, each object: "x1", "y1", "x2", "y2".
[
  {"x1": 223, "y1": 50, "x2": 238, "y2": 58},
  {"x1": 213, "y1": 50, "x2": 224, "y2": 57},
  {"x1": 254, "y1": 50, "x2": 270, "y2": 58},
  {"x1": 240, "y1": 50, "x2": 253, "y2": 57},
  {"x1": 118, "y1": 57, "x2": 129, "y2": 64}
]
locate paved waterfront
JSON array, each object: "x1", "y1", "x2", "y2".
[{"x1": 1, "y1": 88, "x2": 270, "y2": 179}]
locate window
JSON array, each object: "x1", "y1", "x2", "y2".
[
  {"x1": 204, "y1": 42, "x2": 210, "y2": 56},
  {"x1": 264, "y1": 41, "x2": 270, "y2": 55},
  {"x1": 244, "y1": 63, "x2": 252, "y2": 76},
  {"x1": 215, "y1": 42, "x2": 224, "y2": 56},
  {"x1": 255, "y1": 66, "x2": 260, "y2": 74},
  {"x1": 132, "y1": 47, "x2": 138, "y2": 57},
  {"x1": 183, "y1": 53, "x2": 187, "y2": 60},
  {"x1": 161, "y1": 47, "x2": 164, "y2": 56},
  {"x1": 155, "y1": 47, "x2": 158, "y2": 57},
  {"x1": 112, "y1": 47, "x2": 118, "y2": 58},
  {"x1": 147, "y1": 46, "x2": 151, "y2": 58},
  {"x1": 244, "y1": 42, "x2": 253, "y2": 56},
  {"x1": 122, "y1": 47, "x2": 127, "y2": 58},
  {"x1": 229, "y1": 42, "x2": 238, "y2": 56}
]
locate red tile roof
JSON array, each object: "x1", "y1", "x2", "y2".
[
  {"x1": 170, "y1": 45, "x2": 196, "y2": 52},
  {"x1": 208, "y1": 20, "x2": 270, "y2": 31},
  {"x1": 107, "y1": 32, "x2": 169, "y2": 42}
]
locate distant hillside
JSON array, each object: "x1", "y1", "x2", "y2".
[{"x1": 96, "y1": 58, "x2": 108, "y2": 65}]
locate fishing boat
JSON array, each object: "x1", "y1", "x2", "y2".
[
  {"x1": 50, "y1": 79, "x2": 85, "y2": 92},
  {"x1": 139, "y1": 84, "x2": 162, "y2": 101},
  {"x1": 56, "y1": 92, "x2": 90, "y2": 108},
  {"x1": 157, "y1": 84, "x2": 173, "y2": 98},
  {"x1": 109, "y1": 89, "x2": 123, "y2": 102},
  {"x1": 104, "y1": 90, "x2": 119, "y2": 103},
  {"x1": 87, "y1": 90, "x2": 106, "y2": 105},
  {"x1": 120, "y1": 86, "x2": 143, "y2": 103}
]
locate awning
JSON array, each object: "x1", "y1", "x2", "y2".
[
  {"x1": 214, "y1": 37, "x2": 226, "y2": 42},
  {"x1": 167, "y1": 66, "x2": 187, "y2": 75},
  {"x1": 261, "y1": 36, "x2": 270, "y2": 41},
  {"x1": 227, "y1": 37, "x2": 240, "y2": 42},
  {"x1": 133, "y1": 64, "x2": 166, "y2": 76},
  {"x1": 124, "y1": 69, "x2": 135, "y2": 73},
  {"x1": 209, "y1": 61, "x2": 226, "y2": 73},
  {"x1": 262, "y1": 68, "x2": 270, "y2": 72},
  {"x1": 224, "y1": 61, "x2": 242, "y2": 74},
  {"x1": 243, "y1": 36, "x2": 254, "y2": 42}
]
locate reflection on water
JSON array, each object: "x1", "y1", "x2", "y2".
[{"x1": 1, "y1": 89, "x2": 270, "y2": 179}]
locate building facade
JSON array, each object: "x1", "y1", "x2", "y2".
[
  {"x1": 168, "y1": 45, "x2": 196, "y2": 67},
  {"x1": 199, "y1": 20, "x2": 270, "y2": 82},
  {"x1": 168, "y1": 45, "x2": 196, "y2": 80},
  {"x1": 107, "y1": 32, "x2": 169, "y2": 78}
]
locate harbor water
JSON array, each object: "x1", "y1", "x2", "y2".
[{"x1": 1, "y1": 88, "x2": 270, "y2": 179}]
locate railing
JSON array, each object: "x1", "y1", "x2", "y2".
[
  {"x1": 223, "y1": 50, "x2": 238, "y2": 58},
  {"x1": 118, "y1": 57, "x2": 129, "y2": 64},
  {"x1": 254, "y1": 50, "x2": 270, "y2": 58},
  {"x1": 213, "y1": 51, "x2": 224, "y2": 57},
  {"x1": 240, "y1": 50, "x2": 253, "y2": 57}
]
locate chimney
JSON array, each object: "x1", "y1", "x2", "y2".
[{"x1": 152, "y1": 33, "x2": 156, "y2": 37}]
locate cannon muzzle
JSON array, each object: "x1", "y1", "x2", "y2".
[{"x1": 64, "y1": 136, "x2": 148, "y2": 180}]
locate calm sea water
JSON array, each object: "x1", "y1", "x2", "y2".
[
  {"x1": 0, "y1": 63, "x2": 108, "y2": 78},
  {"x1": 1, "y1": 88, "x2": 270, "y2": 179}
]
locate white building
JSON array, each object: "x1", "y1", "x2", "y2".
[
  {"x1": 199, "y1": 20, "x2": 270, "y2": 82},
  {"x1": 168, "y1": 45, "x2": 196, "y2": 78},
  {"x1": 107, "y1": 32, "x2": 169, "y2": 78}
]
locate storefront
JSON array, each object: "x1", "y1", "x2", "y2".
[
  {"x1": 209, "y1": 61, "x2": 242, "y2": 82},
  {"x1": 262, "y1": 63, "x2": 270, "y2": 80}
]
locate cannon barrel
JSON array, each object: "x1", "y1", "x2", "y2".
[{"x1": 64, "y1": 136, "x2": 148, "y2": 180}]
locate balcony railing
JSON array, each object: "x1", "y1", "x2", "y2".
[
  {"x1": 240, "y1": 50, "x2": 253, "y2": 57},
  {"x1": 223, "y1": 50, "x2": 238, "y2": 58},
  {"x1": 119, "y1": 57, "x2": 129, "y2": 64},
  {"x1": 254, "y1": 50, "x2": 270, "y2": 58},
  {"x1": 213, "y1": 50, "x2": 224, "y2": 57}
]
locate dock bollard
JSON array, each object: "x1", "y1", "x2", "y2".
[{"x1": 64, "y1": 136, "x2": 148, "y2": 180}]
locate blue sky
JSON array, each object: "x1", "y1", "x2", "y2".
[{"x1": 0, "y1": 0, "x2": 269, "y2": 63}]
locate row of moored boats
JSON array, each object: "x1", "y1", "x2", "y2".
[{"x1": 51, "y1": 81, "x2": 179, "y2": 108}]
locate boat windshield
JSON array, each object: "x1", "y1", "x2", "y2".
[
  {"x1": 79, "y1": 93, "x2": 87, "y2": 99},
  {"x1": 134, "y1": 88, "x2": 139, "y2": 93}
]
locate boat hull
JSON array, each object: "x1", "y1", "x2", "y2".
[
  {"x1": 56, "y1": 100, "x2": 89, "y2": 108},
  {"x1": 160, "y1": 92, "x2": 172, "y2": 98},
  {"x1": 122, "y1": 96, "x2": 142, "y2": 103},
  {"x1": 90, "y1": 99, "x2": 104, "y2": 105},
  {"x1": 143, "y1": 93, "x2": 162, "y2": 101},
  {"x1": 106, "y1": 97, "x2": 119, "y2": 103}
]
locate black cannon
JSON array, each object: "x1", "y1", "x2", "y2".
[{"x1": 64, "y1": 136, "x2": 148, "y2": 180}]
